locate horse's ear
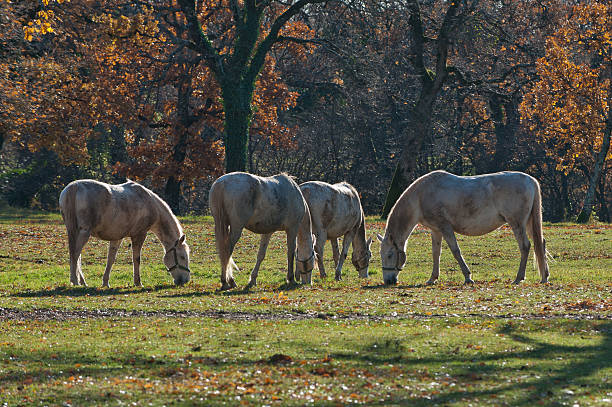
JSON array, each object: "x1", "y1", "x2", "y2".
[
  {"x1": 175, "y1": 234, "x2": 186, "y2": 247},
  {"x1": 376, "y1": 233, "x2": 384, "y2": 243}
]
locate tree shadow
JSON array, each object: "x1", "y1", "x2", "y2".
[{"x1": 328, "y1": 321, "x2": 611, "y2": 406}]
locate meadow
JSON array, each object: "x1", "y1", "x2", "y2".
[{"x1": 0, "y1": 207, "x2": 610, "y2": 406}]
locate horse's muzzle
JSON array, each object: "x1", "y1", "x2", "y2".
[
  {"x1": 174, "y1": 274, "x2": 190, "y2": 286},
  {"x1": 384, "y1": 275, "x2": 398, "y2": 285}
]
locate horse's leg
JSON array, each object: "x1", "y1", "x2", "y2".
[
  {"x1": 335, "y1": 230, "x2": 356, "y2": 281},
  {"x1": 286, "y1": 228, "x2": 297, "y2": 284},
  {"x1": 510, "y1": 223, "x2": 531, "y2": 284},
  {"x1": 314, "y1": 230, "x2": 327, "y2": 279},
  {"x1": 426, "y1": 231, "x2": 443, "y2": 285},
  {"x1": 330, "y1": 238, "x2": 340, "y2": 268},
  {"x1": 71, "y1": 228, "x2": 90, "y2": 286},
  {"x1": 220, "y1": 226, "x2": 242, "y2": 290},
  {"x1": 130, "y1": 233, "x2": 147, "y2": 287},
  {"x1": 102, "y1": 239, "x2": 122, "y2": 288},
  {"x1": 246, "y1": 233, "x2": 272, "y2": 289},
  {"x1": 441, "y1": 228, "x2": 474, "y2": 284}
]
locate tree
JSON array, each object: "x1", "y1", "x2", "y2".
[
  {"x1": 177, "y1": 0, "x2": 327, "y2": 172},
  {"x1": 521, "y1": 2, "x2": 611, "y2": 222},
  {"x1": 381, "y1": 0, "x2": 478, "y2": 217},
  {"x1": 8, "y1": 0, "x2": 306, "y2": 213}
]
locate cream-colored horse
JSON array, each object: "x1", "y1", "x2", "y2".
[
  {"x1": 209, "y1": 172, "x2": 316, "y2": 290},
  {"x1": 378, "y1": 171, "x2": 549, "y2": 285},
  {"x1": 59, "y1": 179, "x2": 190, "y2": 287},
  {"x1": 300, "y1": 181, "x2": 372, "y2": 280}
]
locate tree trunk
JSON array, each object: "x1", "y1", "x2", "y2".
[
  {"x1": 380, "y1": 0, "x2": 460, "y2": 218},
  {"x1": 164, "y1": 75, "x2": 193, "y2": 214},
  {"x1": 222, "y1": 81, "x2": 254, "y2": 173},
  {"x1": 577, "y1": 74, "x2": 611, "y2": 223},
  {"x1": 382, "y1": 106, "x2": 432, "y2": 217},
  {"x1": 489, "y1": 94, "x2": 521, "y2": 172},
  {"x1": 164, "y1": 177, "x2": 182, "y2": 214},
  {"x1": 595, "y1": 173, "x2": 610, "y2": 222}
]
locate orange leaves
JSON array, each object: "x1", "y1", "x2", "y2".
[
  {"x1": 23, "y1": 9, "x2": 56, "y2": 41},
  {"x1": 520, "y1": 3, "x2": 611, "y2": 172}
]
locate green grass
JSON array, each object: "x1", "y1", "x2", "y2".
[{"x1": 0, "y1": 208, "x2": 610, "y2": 406}]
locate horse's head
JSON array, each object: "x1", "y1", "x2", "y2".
[
  {"x1": 352, "y1": 237, "x2": 373, "y2": 278},
  {"x1": 377, "y1": 233, "x2": 406, "y2": 285},
  {"x1": 164, "y1": 234, "x2": 191, "y2": 285},
  {"x1": 295, "y1": 240, "x2": 316, "y2": 285}
]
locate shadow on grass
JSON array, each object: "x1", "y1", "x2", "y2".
[
  {"x1": 159, "y1": 280, "x2": 307, "y2": 297},
  {"x1": 0, "y1": 320, "x2": 608, "y2": 406},
  {"x1": 362, "y1": 283, "x2": 423, "y2": 290},
  {"x1": 329, "y1": 321, "x2": 612, "y2": 406},
  {"x1": 13, "y1": 284, "x2": 176, "y2": 297}
]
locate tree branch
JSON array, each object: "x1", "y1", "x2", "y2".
[
  {"x1": 177, "y1": 0, "x2": 223, "y2": 78},
  {"x1": 245, "y1": 0, "x2": 329, "y2": 85}
]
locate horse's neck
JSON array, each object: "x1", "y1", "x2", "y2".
[
  {"x1": 351, "y1": 213, "x2": 368, "y2": 254},
  {"x1": 387, "y1": 193, "x2": 418, "y2": 247},
  {"x1": 296, "y1": 202, "x2": 314, "y2": 256},
  {"x1": 152, "y1": 200, "x2": 182, "y2": 250}
]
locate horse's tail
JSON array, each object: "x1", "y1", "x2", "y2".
[
  {"x1": 209, "y1": 181, "x2": 234, "y2": 285},
  {"x1": 528, "y1": 180, "x2": 549, "y2": 283},
  {"x1": 59, "y1": 183, "x2": 78, "y2": 259}
]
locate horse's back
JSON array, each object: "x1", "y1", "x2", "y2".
[
  {"x1": 60, "y1": 179, "x2": 159, "y2": 240},
  {"x1": 414, "y1": 171, "x2": 537, "y2": 235},
  {"x1": 300, "y1": 181, "x2": 362, "y2": 237},
  {"x1": 211, "y1": 172, "x2": 305, "y2": 233}
]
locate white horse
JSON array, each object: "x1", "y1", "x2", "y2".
[
  {"x1": 209, "y1": 172, "x2": 316, "y2": 290},
  {"x1": 59, "y1": 179, "x2": 190, "y2": 287},
  {"x1": 299, "y1": 181, "x2": 372, "y2": 280},
  {"x1": 378, "y1": 170, "x2": 549, "y2": 285}
]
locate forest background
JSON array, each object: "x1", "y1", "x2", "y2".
[{"x1": 1, "y1": 0, "x2": 610, "y2": 222}]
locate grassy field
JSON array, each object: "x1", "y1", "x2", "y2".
[{"x1": 0, "y1": 207, "x2": 610, "y2": 406}]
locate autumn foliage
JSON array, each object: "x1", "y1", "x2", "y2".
[
  {"x1": 521, "y1": 3, "x2": 611, "y2": 173},
  {"x1": 3, "y1": 0, "x2": 309, "y2": 190}
]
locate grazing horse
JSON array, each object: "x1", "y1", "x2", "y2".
[
  {"x1": 209, "y1": 172, "x2": 316, "y2": 290},
  {"x1": 59, "y1": 179, "x2": 190, "y2": 287},
  {"x1": 378, "y1": 171, "x2": 549, "y2": 285},
  {"x1": 299, "y1": 181, "x2": 372, "y2": 280}
]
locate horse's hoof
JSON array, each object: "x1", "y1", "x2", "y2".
[
  {"x1": 464, "y1": 279, "x2": 475, "y2": 285},
  {"x1": 101, "y1": 283, "x2": 110, "y2": 288},
  {"x1": 425, "y1": 279, "x2": 437, "y2": 286},
  {"x1": 512, "y1": 279, "x2": 522, "y2": 285},
  {"x1": 245, "y1": 281, "x2": 256, "y2": 290},
  {"x1": 335, "y1": 274, "x2": 342, "y2": 281},
  {"x1": 540, "y1": 279, "x2": 549, "y2": 284},
  {"x1": 320, "y1": 272, "x2": 327, "y2": 279}
]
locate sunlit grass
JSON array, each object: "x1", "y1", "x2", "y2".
[{"x1": 0, "y1": 208, "x2": 610, "y2": 405}]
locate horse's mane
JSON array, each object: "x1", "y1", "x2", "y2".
[{"x1": 132, "y1": 180, "x2": 183, "y2": 236}]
